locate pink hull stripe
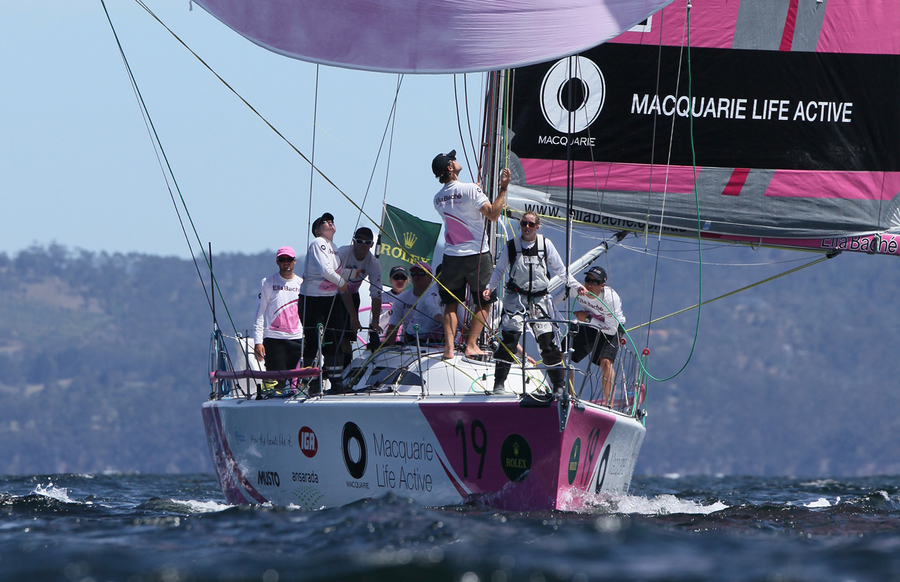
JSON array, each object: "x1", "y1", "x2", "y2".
[
  {"x1": 202, "y1": 407, "x2": 247, "y2": 504},
  {"x1": 520, "y1": 159, "x2": 900, "y2": 201},
  {"x1": 212, "y1": 405, "x2": 268, "y2": 504},
  {"x1": 435, "y1": 455, "x2": 470, "y2": 500}
]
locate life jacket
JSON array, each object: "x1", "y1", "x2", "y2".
[{"x1": 505, "y1": 235, "x2": 550, "y2": 296}]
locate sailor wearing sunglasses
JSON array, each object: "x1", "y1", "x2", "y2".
[
  {"x1": 483, "y1": 211, "x2": 587, "y2": 395},
  {"x1": 338, "y1": 226, "x2": 384, "y2": 353}
]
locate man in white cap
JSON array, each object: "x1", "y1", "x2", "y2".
[
  {"x1": 300, "y1": 212, "x2": 357, "y2": 394},
  {"x1": 432, "y1": 149, "x2": 510, "y2": 360},
  {"x1": 338, "y1": 226, "x2": 383, "y2": 356},
  {"x1": 253, "y1": 246, "x2": 304, "y2": 393},
  {"x1": 572, "y1": 266, "x2": 626, "y2": 405}
]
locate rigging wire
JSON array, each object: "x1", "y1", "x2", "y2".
[
  {"x1": 626, "y1": 254, "x2": 833, "y2": 332},
  {"x1": 363, "y1": 75, "x2": 405, "y2": 227},
  {"x1": 100, "y1": 0, "x2": 248, "y2": 343},
  {"x1": 635, "y1": 1, "x2": 703, "y2": 383},
  {"x1": 128, "y1": 0, "x2": 386, "y2": 234},
  {"x1": 300, "y1": 64, "x2": 321, "y2": 357}
]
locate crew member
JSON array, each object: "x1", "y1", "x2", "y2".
[
  {"x1": 572, "y1": 266, "x2": 626, "y2": 405},
  {"x1": 432, "y1": 149, "x2": 509, "y2": 360},
  {"x1": 253, "y1": 246, "x2": 304, "y2": 393},
  {"x1": 299, "y1": 213, "x2": 358, "y2": 394},
  {"x1": 483, "y1": 212, "x2": 586, "y2": 394}
]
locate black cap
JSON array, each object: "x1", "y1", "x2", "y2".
[
  {"x1": 353, "y1": 227, "x2": 374, "y2": 241},
  {"x1": 586, "y1": 266, "x2": 607, "y2": 284},
  {"x1": 390, "y1": 265, "x2": 408, "y2": 279},
  {"x1": 431, "y1": 149, "x2": 457, "y2": 177},
  {"x1": 311, "y1": 212, "x2": 334, "y2": 236}
]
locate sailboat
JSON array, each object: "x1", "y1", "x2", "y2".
[{"x1": 197, "y1": 0, "x2": 899, "y2": 510}]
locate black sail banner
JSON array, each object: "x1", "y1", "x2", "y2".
[
  {"x1": 506, "y1": 0, "x2": 900, "y2": 255},
  {"x1": 511, "y1": 44, "x2": 900, "y2": 172}
]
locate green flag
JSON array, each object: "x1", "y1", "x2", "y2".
[{"x1": 378, "y1": 203, "x2": 442, "y2": 284}]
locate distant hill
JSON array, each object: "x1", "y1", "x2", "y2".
[{"x1": 1, "y1": 243, "x2": 898, "y2": 476}]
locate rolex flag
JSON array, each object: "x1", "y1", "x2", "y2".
[{"x1": 378, "y1": 204, "x2": 442, "y2": 284}]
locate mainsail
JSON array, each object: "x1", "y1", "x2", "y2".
[
  {"x1": 190, "y1": 0, "x2": 674, "y2": 74},
  {"x1": 506, "y1": 0, "x2": 900, "y2": 256}
]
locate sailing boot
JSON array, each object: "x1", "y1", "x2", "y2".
[{"x1": 324, "y1": 355, "x2": 349, "y2": 395}]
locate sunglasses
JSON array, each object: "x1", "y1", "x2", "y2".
[
  {"x1": 410, "y1": 271, "x2": 428, "y2": 277},
  {"x1": 520, "y1": 221, "x2": 537, "y2": 228},
  {"x1": 277, "y1": 256, "x2": 295, "y2": 263},
  {"x1": 584, "y1": 278, "x2": 602, "y2": 285},
  {"x1": 353, "y1": 238, "x2": 374, "y2": 245},
  {"x1": 391, "y1": 275, "x2": 408, "y2": 281}
]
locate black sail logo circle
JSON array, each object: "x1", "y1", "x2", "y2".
[
  {"x1": 342, "y1": 422, "x2": 367, "y2": 479},
  {"x1": 500, "y1": 434, "x2": 532, "y2": 482},
  {"x1": 540, "y1": 56, "x2": 605, "y2": 134}
]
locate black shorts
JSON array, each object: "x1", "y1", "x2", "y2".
[
  {"x1": 438, "y1": 252, "x2": 495, "y2": 307},
  {"x1": 298, "y1": 294, "x2": 349, "y2": 358},
  {"x1": 571, "y1": 326, "x2": 620, "y2": 366},
  {"x1": 262, "y1": 338, "x2": 304, "y2": 371}
]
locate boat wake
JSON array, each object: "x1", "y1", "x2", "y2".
[{"x1": 567, "y1": 489, "x2": 728, "y2": 516}]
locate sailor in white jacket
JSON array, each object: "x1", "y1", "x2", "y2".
[
  {"x1": 337, "y1": 226, "x2": 383, "y2": 352},
  {"x1": 572, "y1": 266, "x2": 626, "y2": 405},
  {"x1": 299, "y1": 212, "x2": 357, "y2": 394}
]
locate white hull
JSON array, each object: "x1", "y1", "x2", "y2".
[{"x1": 204, "y1": 347, "x2": 646, "y2": 511}]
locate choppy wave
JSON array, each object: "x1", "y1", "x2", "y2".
[{"x1": 3, "y1": 474, "x2": 900, "y2": 582}]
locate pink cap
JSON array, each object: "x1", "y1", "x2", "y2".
[
  {"x1": 411, "y1": 261, "x2": 433, "y2": 274},
  {"x1": 276, "y1": 246, "x2": 296, "y2": 259}
]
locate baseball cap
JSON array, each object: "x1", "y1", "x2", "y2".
[
  {"x1": 410, "y1": 261, "x2": 433, "y2": 275},
  {"x1": 586, "y1": 266, "x2": 607, "y2": 284},
  {"x1": 353, "y1": 227, "x2": 374, "y2": 241},
  {"x1": 431, "y1": 149, "x2": 457, "y2": 177},
  {"x1": 276, "y1": 246, "x2": 295, "y2": 259},
  {"x1": 389, "y1": 265, "x2": 408, "y2": 279},
  {"x1": 311, "y1": 212, "x2": 334, "y2": 236}
]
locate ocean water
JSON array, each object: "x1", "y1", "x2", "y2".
[{"x1": 1, "y1": 474, "x2": 899, "y2": 582}]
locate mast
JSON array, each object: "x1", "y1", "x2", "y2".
[{"x1": 481, "y1": 69, "x2": 507, "y2": 240}]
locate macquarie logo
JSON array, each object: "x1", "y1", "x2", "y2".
[
  {"x1": 299, "y1": 426, "x2": 318, "y2": 458},
  {"x1": 540, "y1": 56, "x2": 606, "y2": 134}
]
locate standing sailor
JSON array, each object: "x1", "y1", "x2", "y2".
[
  {"x1": 299, "y1": 213, "x2": 358, "y2": 394},
  {"x1": 432, "y1": 149, "x2": 509, "y2": 360},
  {"x1": 337, "y1": 226, "x2": 383, "y2": 356},
  {"x1": 252, "y1": 246, "x2": 304, "y2": 392},
  {"x1": 571, "y1": 266, "x2": 625, "y2": 405},
  {"x1": 483, "y1": 212, "x2": 586, "y2": 395}
]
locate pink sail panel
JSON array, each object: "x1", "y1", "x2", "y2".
[
  {"x1": 520, "y1": 159, "x2": 900, "y2": 203},
  {"x1": 520, "y1": 159, "x2": 699, "y2": 195},
  {"x1": 192, "y1": 0, "x2": 675, "y2": 74},
  {"x1": 613, "y1": 0, "x2": 900, "y2": 54}
]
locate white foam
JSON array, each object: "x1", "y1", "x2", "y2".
[
  {"x1": 602, "y1": 493, "x2": 727, "y2": 515},
  {"x1": 170, "y1": 499, "x2": 231, "y2": 513},
  {"x1": 34, "y1": 483, "x2": 86, "y2": 505},
  {"x1": 567, "y1": 489, "x2": 727, "y2": 515},
  {"x1": 803, "y1": 497, "x2": 832, "y2": 508}
]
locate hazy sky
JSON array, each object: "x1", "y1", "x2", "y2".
[{"x1": 2, "y1": 1, "x2": 484, "y2": 259}]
